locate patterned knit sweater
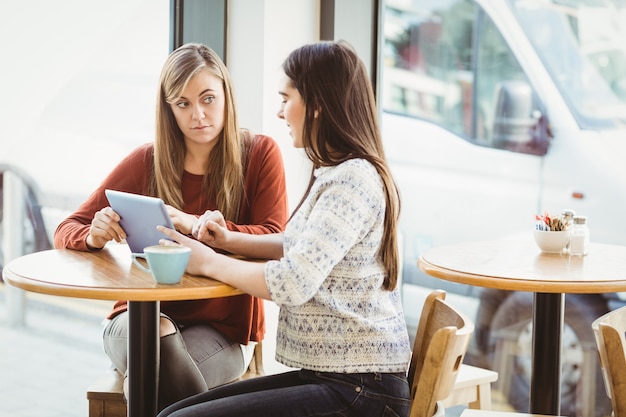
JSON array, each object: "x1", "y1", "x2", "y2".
[{"x1": 265, "y1": 158, "x2": 411, "y2": 373}]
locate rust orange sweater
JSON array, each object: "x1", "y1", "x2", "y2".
[{"x1": 54, "y1": 134, "x2": 288, "y2": 344}]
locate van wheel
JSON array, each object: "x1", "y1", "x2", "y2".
[
  {"x1": 0, "y1": 172, "x2": 50, "y2": 278},
  {"x1": 490, "y1": 291, "x2": 611, "y2": 417}
]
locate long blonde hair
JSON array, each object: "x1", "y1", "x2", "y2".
[
  {"x1": 282, "y1": 40, "x2": 401, "y2": 291},
  {"x1": 151, "y1": 43, "x2": 249, "y2": 221}
]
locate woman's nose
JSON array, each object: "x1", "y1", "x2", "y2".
[
  {"x1": 277, "y1": 108, "x2": 284, "y2": 119},
  {"x1": 192, "y1": 107, "x2": 206, "y2": 120}
]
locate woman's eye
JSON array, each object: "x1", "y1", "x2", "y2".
[
  {"x1": 203, "y1": 96, "x2": 215, "y2": 104},
  {"x1": 176, "y1": 101, "x2": 189, "y2": 109}
]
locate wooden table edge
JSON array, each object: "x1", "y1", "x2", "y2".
[
  {"x1": 3, "y1": 268, "x2": 244, "y2": 301},
  {"x1": 417, "y1": 256, "x2": 624, "y2": 294}
]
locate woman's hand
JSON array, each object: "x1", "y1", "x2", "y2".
[
  {"x1": 86, "y1": 207, "x2": 125, "y2": 249},
  {"x1": 165, "y1": 205, "x2": 197, "y2": 235},
  {"x1": 158, "y1": 226, "x2": 216, "y2": 277},
  {"x1": 192, "y1": 210, "x2": 230, "y2": 249},
  {"x1": 158, "y1": 225, "x2": 272, "y2": 299}
]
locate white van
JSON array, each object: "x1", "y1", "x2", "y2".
[{"x1": 381, "y1": 0, "x2": 626, "y2": 416}]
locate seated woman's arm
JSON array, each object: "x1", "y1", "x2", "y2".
[
  {"x1": 159, "y1": 225, "x2": 273, "y2": 299},
  {"x1": 193, "y1": 210, "x2": 284, "y2": 260}
]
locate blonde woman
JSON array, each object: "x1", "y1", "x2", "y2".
[{"x1": 54, "y1": 43, "x2": 288, "y2": 410}]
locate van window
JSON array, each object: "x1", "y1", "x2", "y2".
[
  {"x1": 511, "y1": 0, "x2": 626, "y2": 128},
  {"x1": 475, "y1": 12, "x2": 535, "y2": 145},
  {"x1": 383, "y1": 0, "x2": 542, "y2": 154}
]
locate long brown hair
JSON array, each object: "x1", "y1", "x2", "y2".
[
  {"x1": 282, "y1": 40, "x2": 401, "y2": 291},
  {"x1": 152, "y1": 43, "x2": 249, "y2": 221}
]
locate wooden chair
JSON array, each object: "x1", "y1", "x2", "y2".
[
  {"x1": 460, "y1": 410, "x2": 563, "y2": 416},
  {"x1": 408, "y1": 290, "x2": 474, "y2": 417},
  {"x1": 238, "y1": 341, "x2": 265, "y2": 380},
  {"x1": 592, "y1": 305, "x2": 626, "y2": 417}
]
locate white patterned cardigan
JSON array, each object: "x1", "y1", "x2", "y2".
[{"x1": 265, "y1": 158, "x2": 411, "y2": 373}]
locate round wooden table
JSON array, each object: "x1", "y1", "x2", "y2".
[
  {"x1": 2, "y1": 243, "x2": 243, "y2": 417},
  {"x1": 418, "y1": 236, "x2": 626, "y2": 416}
]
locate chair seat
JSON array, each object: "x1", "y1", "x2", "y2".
[
  {"x1": 86, "y1": 369, "x2": 126, "y2": 417},
  {"x1": 443, "y1": 364, "x2": 498, "y2": 409}
]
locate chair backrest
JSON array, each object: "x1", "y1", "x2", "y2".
[
  {"x1": 592, "y1": 305, "x2": 626, "y2": 417},
  {"x1": 408, "y1": 290, "x2": 474, "y2": 417}
]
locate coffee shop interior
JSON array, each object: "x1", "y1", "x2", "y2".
[{"x1": 3, "y1": 1, "x2": 626, "y2": 416}]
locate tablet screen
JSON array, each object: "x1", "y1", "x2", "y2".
[{"x1": 105, "y1": 189, "x2": 175, "y2": 254}]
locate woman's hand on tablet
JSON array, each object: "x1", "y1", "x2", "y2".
[
  {"x1": 192, "y1": 210, "x2": 229, "y2": 249},
  {"x1": 87, "y1": 207, "x2": 125, "y2": 249},
  {"x1": 165, "y1": 205, "x2": 197, "y2": 235}
]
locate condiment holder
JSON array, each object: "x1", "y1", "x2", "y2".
[
  {"x1": 534, "y1": 210, "x2": 588, "y2": 255},
  {"x1": 533, "y1": 229, "x2": 569, "y2": 253}
]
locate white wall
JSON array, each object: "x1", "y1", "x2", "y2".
[
  {"x1": 227, "y1": 0, "x2": 321, "y2": 373},
  {"x1": 227, "y1": 0, "x2": 318, "y2": 212}
]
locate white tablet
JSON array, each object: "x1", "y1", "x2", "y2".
[{"x1": 105, "y1": 189, "x2": 175, "y2": 254}]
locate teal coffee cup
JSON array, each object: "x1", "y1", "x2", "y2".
[{"x1": 131, "y1": 245, "x2": 191, "y2": 284}]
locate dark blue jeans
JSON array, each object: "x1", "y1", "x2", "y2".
[{"x1": 157, "y1": 369, "x2": 410, "y2": 417}]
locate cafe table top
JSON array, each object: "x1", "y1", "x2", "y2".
[
  {"x1": 418, "y1": 238, "x2": 626, "y2": 294},
  {"x1": 2, "y1": 243, "x2": 244, "y2": 301}
]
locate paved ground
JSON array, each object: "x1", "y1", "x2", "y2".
[{"x1": 0, "y1": 284, "x2": 112, "y2": 417}]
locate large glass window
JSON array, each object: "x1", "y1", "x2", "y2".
[
  {"x1": 1, "y1": 0, "x2": 170, "y2": 262},
  {"x1": 383, "y1": 0, "x2": 626, "y2": 137},
  {"x1": 382, "y1": 0, "x2": 537, "y2": 151}
]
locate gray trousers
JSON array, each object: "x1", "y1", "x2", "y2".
[{"x1": 103, "y1": 312, "x2": 247, "y2": 411}]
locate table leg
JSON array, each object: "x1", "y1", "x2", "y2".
[
  {"x1": 128, "y1": 301, "x2": 160, "y2": 417},
  {"x1": 530, "y1": 292, "x2": 563, "y2": 415}
]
